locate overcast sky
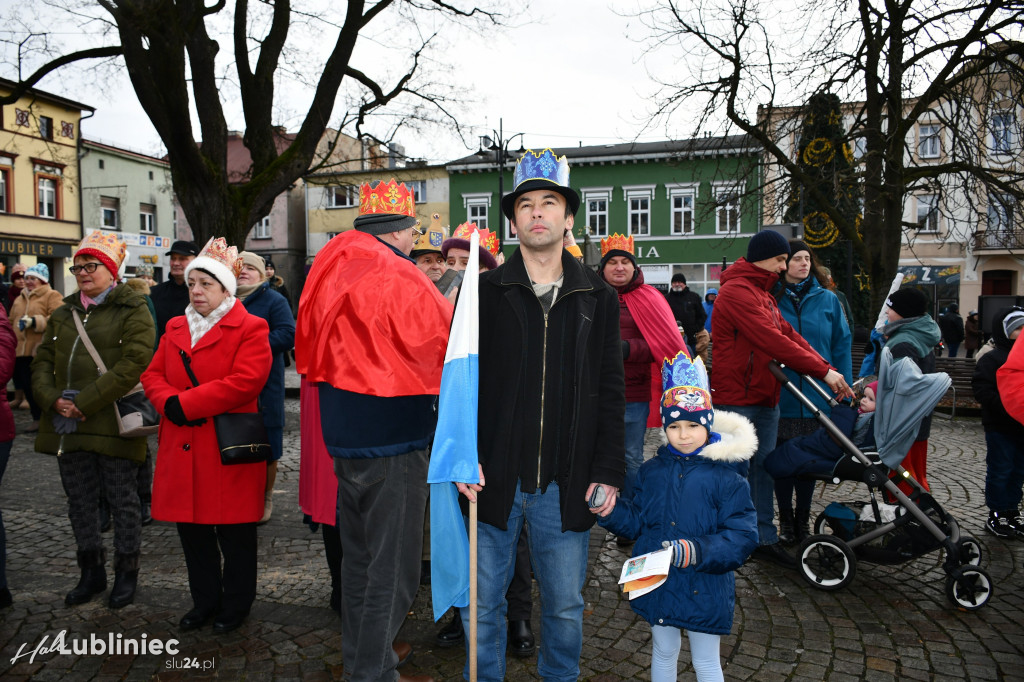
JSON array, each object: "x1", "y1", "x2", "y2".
[{"x1": 4, "y1": 1, "x2": 673, "y2": 164}]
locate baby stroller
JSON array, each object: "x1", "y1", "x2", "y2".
[{"x1": 767, "y1": 349, "x2": 992, "y2": 610}]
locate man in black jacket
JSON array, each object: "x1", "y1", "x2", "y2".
[
  {"x1": 457, "y1": 149, "x2": 624, "y2": 682},
  {"x1": 665, "y1": 273, "x2": 706, "y2": 354},
  {"x1": 149, "y1": 240, "x2": 197, "y2": 338}
]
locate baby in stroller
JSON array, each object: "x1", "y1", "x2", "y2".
[{"x1": 765, "y1": 382, "x2": 878, "y2": 481}]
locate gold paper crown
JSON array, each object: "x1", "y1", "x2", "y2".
[
  {"x1": 600, "y1": 233, "x2": 634, "y2": 257},
  {"x1": 76, "y1": 230, "x2": 128, "y2": 268},
  {"x1": 358, "y1": 178, "x2": 416, "y2": 218},
  {"x1": 452, "y1": 222, "x2": 500, "y2": 257},
  {"x1": 198, "y1": 237, "x2": 243, "y2": 277}
]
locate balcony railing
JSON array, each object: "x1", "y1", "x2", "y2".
[{"x1": 973, "y1": 230, "x2": 1024, "y2": 251}]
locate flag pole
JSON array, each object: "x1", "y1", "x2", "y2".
[{"x1": 469, "y1": 499, "x2": 478, "y2": 682}]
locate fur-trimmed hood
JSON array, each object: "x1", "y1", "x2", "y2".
[{"x1": 698, "y1": 410, "x2": 757, "y2": 463}]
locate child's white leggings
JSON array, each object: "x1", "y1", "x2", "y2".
[{"x1": 651, "y1": 624, "x2": 724, "y2": 682}]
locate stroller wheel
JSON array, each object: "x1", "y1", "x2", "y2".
[
  {"x1": 797, "y1": 535, "x2": 856, "y2": 591},
  {"x1": 953, "y1": 536, "x2": 983, "y2": 567},
  {"x1": 812, "y1": 512, "x2": 834, "y2": 535},
  {"x1": 945, "y1": 566, "x2": 993, "y2": 610}
]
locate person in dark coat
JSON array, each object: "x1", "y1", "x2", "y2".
[
  {"x1": 665, "y1": 273, "x2": 706, "y2": 354},
  {"x1": 938, "y1": 303, "x2": 965, "y2": 357},
  {"x1": 143, "y1": 237, "x2": 272, "y2": 634},
  {"x1": 236, "y1": 251, "x2": 295, "y2": 524},
  {"x1": 599, "y1": 351, "x2": 757, "y2": 682},
  {"x1": 263, "y1": 259, "x2": 292, "y2": 310},
  {"x1": 973, "y1": 307, "x2": 1024, "y2": 539},
  {"x1": 456, "y1": 149, "x2": 624, "y2": 682},
  {"x1": 965, "y1": 310, "x2": 983, "y2": 358},
  {"x1": 150, "y1": 240, "x2": 198, "y2": 339}
]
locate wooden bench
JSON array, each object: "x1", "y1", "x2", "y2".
[{"x1": 934, "y1": 356, "x2": 978, "y2": 418}]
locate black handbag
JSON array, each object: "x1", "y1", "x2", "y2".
[
  {"x1": 72, "y1": 310, "x2": 160, "y2": 438},
  {"x1": 179, "y1": 349, "x2": 271, "y2": 465}
]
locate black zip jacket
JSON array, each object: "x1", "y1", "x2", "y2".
[{"x1": 464, "y1": 248, "x2": 626, "y2": 532}]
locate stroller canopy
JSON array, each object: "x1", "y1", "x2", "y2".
[{"x1": 875, "y1": 346, "x2": 951, "y2": 468}]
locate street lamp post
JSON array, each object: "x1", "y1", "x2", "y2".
[{"x1": 477, "y1": 118, "x2": 526, "y2": 233}]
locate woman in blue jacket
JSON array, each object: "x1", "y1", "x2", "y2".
[
  {"x1": 773, "y1": 241, "x2": 852, "y2": 544},
  {"x1": 236, "y1": 252, "x2": 295, "y2": 523},
  {"x1": 600, "y1": 352, "x2": 758, "y2": 682}
]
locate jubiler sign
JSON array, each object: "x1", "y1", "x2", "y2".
[{"x1": 0, "y1": 239, "x2": 73, "y2": 258}]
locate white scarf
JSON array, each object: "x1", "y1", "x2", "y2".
[{"x1": 185, "y1": 296, "x2": 236, "y2": 348}]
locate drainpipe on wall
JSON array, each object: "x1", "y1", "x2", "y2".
[{"x1": 72, "y1": 109, "x2": 95, "y2": 296}]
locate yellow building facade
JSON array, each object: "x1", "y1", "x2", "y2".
[
  {"x1": 0, "y1": 77, "x2": 93, "y2": 287},
  {"x1": 305, "y1": 165, "x2": 450, "y2": 258}
]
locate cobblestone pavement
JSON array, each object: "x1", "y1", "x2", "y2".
[{"x1": 1, "y1": 389, "x2": 1023, "y2": 680}]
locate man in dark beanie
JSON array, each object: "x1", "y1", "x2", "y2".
[
  {"x1": 150, "y1": 240, "x2": 198, "y2": 339},
  {"x1": 882, "y1": 286, "x2": 941, "y2": 495},
  {"x1": 296, "y1": 178, "x2": 450, "y2": 682},
  {"x1": 711, "y1": 230, "x2": 853, "y2": 567},
  {"x1": 665, "y1": 272, "x2": 706, "y2": 356}
]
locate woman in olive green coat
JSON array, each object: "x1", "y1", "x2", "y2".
[{"x1": 32, "y1": 231, "x2": 155, "y2": 610}]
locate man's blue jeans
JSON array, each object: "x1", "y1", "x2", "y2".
[
  {"x1": 462, "y1": 481, "x2": 589, "y2": 682},
  {"x1": 622, "y1": 401, "x2": 650, "y2": 502},
  {"x1": 716, "y1": 404, "x2": 780, "y2": 545},
  {"x1": 985, "y1": 430, "x2": 1024, "y2": 511}
]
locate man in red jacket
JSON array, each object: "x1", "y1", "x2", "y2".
[{"x1": 712, "y1": 230, "x2": 852, "y2": 567}]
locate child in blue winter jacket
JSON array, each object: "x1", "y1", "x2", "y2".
[{"x1": 599, "y1": 351, "x2": 758, "y2": 682}]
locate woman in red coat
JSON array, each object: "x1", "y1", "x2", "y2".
[{"x1": 142, "y1": 238, "x2": 271, "y2": 634}]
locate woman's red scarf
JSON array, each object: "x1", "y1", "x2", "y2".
[{"x1": 617, "y1": 270, "x2": 689, "y2": 427}]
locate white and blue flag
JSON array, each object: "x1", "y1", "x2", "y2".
[{"x1": 427, "y1": 232, "x2": 481, "y2": 621}]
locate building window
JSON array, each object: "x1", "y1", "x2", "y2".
[
  {"x1": 327, "y1": 185, "x2": 357, "y2": 208},
  {"x1": 98, "y1": 159, "x2": 105, "y2": 170},
  {"x1": 0, "y1": 168, "x2": 9, "y2": 213},
  {"x1": 38, "y1": 177, "x2": 58, "y2": 219},
  {"x1": 667, "y1": 183, "x2": 698, "y2": 236},
  {"x1": 988, "y1": 193, "x2": 1014, "y2": 233},
  {"x1": 139, "y1": 203, "x2": 156, "y2": 233},
  {"x1": 101, "y1": 196, "x2": 120, "y2": 228},
  {"x1": 918, "y1": 124, "x2": 940, "y2": 159},
  {"x1": 713, "y1": 184, "x2": 742, "y2": 233},
  {"x1": 581, "y1": 188, "x2": 612, "y2": 238},
  {"x1": 409, "y1": 180, "x2": 427, "y2": 203},
  {"x1": 916, "y1": 194, "x2": 938, "y2": 233},
  {"x1": 254, "y1": 216, "x2": 271, "y2": 239},
  {"x1": 622, "y1": 185, "x2": 655, "y2": 237},
  {"x1": 39, "y1": 116, "x2": 53, "y2": 141},
  {"x1": 148, "y1": 170, "x2": 154, "y2": 180},
  {"x1": 991, "y1": 111, "x2": 1015, "y2": 155},
  {"x1": 462, "y1": 193, "x2": 491, "y2": 232},
  {"x1": 852, "y1": 136, "x2": 867, "y2": 161}
]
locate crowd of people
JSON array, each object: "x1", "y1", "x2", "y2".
[{"x1": 1, "y1": 147, "x2": 1023, "y2": 682}]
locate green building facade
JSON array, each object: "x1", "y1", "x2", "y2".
[{"x1": 447, "y1": 136, "x2": 766, "y2": 294}]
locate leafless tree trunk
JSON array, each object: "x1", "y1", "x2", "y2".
[{"x1": 1, "y1": 0, "x2": 503, "y2": 247}]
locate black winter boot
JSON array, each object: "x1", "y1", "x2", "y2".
[
  {"x1": 777, "y1": 509, "x2": 796, "y2": 546},
  {"x1": 65, "y1": 549, "x2": 107, "y2": 606},
  {"x1": 108, "y1": 552, "x2": 140, "y2": 609},
  {"x1": 794, "y1": 508, "x2": 812, "y2": 544}
]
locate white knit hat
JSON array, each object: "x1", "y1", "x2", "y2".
[{"x1": 184, "y1": 237, "x2": 240, "y2": 296}]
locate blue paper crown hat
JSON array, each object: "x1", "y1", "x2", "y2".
[
  {"x1": 660, "y1": 351, "x2": 714, "y2": 432},
  {"x1": 500, "y1": 148, "x2": 581, "y2": 220}
]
